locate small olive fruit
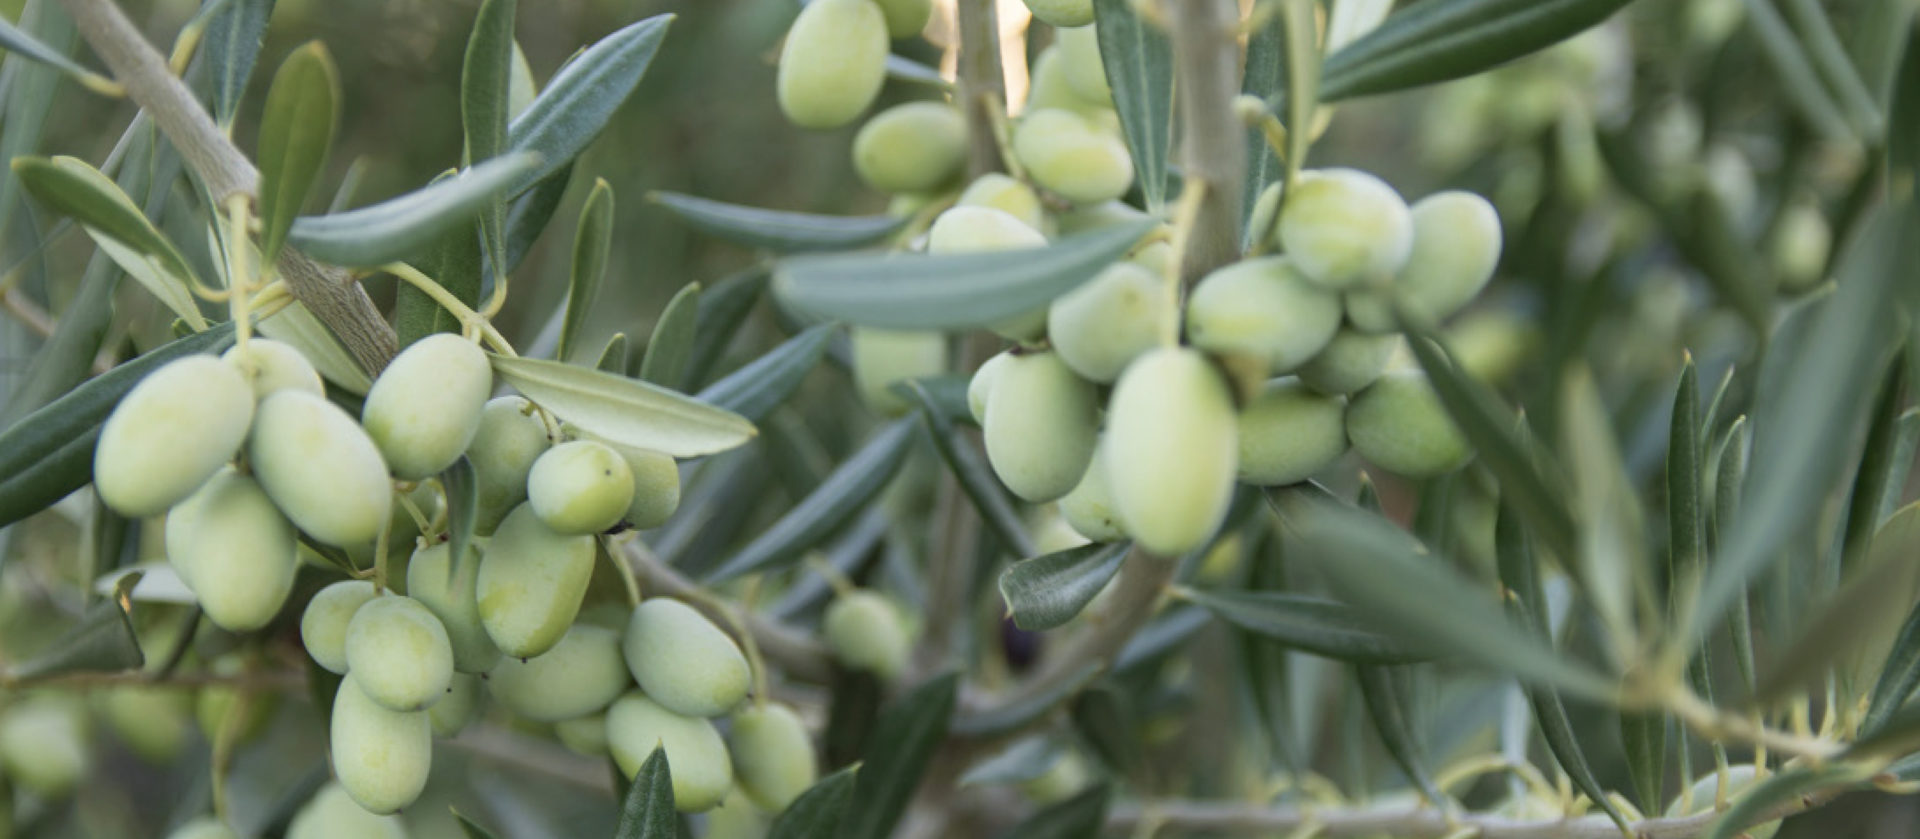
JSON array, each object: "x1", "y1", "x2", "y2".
[
  {"x1": 1346, "y1": 191, "x2": 1502, "y2": 332},
  {"x1": 406, "y1": 543, "x2": 503, "y2": 673},
  {"x1": 852, "y1": 328, "x2": 948, "y2": 416},
  {"x1": 1237, "y1": 379, "x2": 1348, "y2": 486},
  {"x1": 1277, "y1": 168, "x2": 1414, "y2": 289},
  {"x1": 94, "y1": 355, "x2": 254, "y2": 517},
  {"x1": 1014, "y1": 109, "x2": 1134, "y2": 205},
  {"x1": 968, "y1": 351, "x2": 1011, "y2": 425},
  {"x1": 329, "y1": 674, "x2": 432, "y2": 815},
  {"x1": 1055, "y1": 25, "x2": 1108, "y2": 102},
  {"x1": 527, "y1": 440, "x2": 634, "y2": 535},
  {"x1": 622, "y1": 447, "x2": 681, "y2": 529},
  {"x1": 705, "y1": 790, "x2": 772, "y2": 839},
  {"x1": 853, "y1": 102, "x2": 967, "y2": 194},
  {"x1": 1244, "y1": 182, "x2": 1284, "y2": 250},
  {"x1": 1023, "y1": 0, "x2": 1093, "y2": 28},
  {"x1": 957, "y1": 173, "x2": 1046, "y2": 231},
  {"x1": 490, "y1": 623, "x2": 631, "y2": 722},
  {"x1": 428, "y1": 672, "x2": 482, "y2": 737},
  {"x1": 1104, "y1": 347, "x2": 1238, "y2": 555},
  {"x1": 101, "y1": 686, "x2": 194, "y2": 764},
  {"x1": 1297, "y1": 329, "x2": 1400, "y2": 395},
  {"x1": 623, "y1": 598, "x2": 751, "y2": 718},
  {"x1": 249, "y1": 389, "x2": 392, "y2": 547},
  {"x1": 776, "y1": 0, "x2": 888, "y2": 129},
  {"x1": 1345, "y1": 370, "x2": 1472, "y2": 478},
  {"x1": 1773, "y1": 199, "x2": 1831, "y2": 294},
  {"x1": 477, "y1": 503, "x2": 597, "y2": 658},
  {"x1": 287, "y1": 782, "x2": 408, "y2": 839},
  {"x1": 301, "y1": 580, "x2": 378, "y2": 674},
  {"x1": 823, "y1": 591, "x2": 911, "y2": 679},
  {"x1": 1026, "y1": 47, "x2": 1106, "y2": 119},
  {"x1": 1060, "y1": 437, "x2": 1126, "y2": 542},
  {"x1": 361, "y1": 333, "x2": 492, "y2": 480},
  {"x1": 874, "y1": 0, "x2": 932, "y2": 38},
  {"x1": 222, "y1": 338, "x2": 322, "y2": 399},
  {"x1": 1185, "y1": 256, "x2": 1342, "y2": 374},
  {"x1": 0, "y1": 695, "x2": 88, "y2": 798},
  {"x1": 468, "y1": 395, "x2": 552, "y2": 535},
  {"x1": 166, "y1": 817, "x2": 238, "y2": 839},
  {"x1": 729, "y1": 703, "x2": 817, "y2": 812},
  {"x1": 606, "y1": 692, "x2": 734, "y2": 813},
  {"x1": 555, "y1": 712, "x2": 609, "y2": 757},
  {"x1": 1048, "y1": 262, "x2": 1164, "y2": 383},
  {"x1": 345, "y1": 595, "x2": 454, "y2": 712},
  {"x1": 167, "y1": 467, "x2": 299, "y2": 631},
  {"x1": 984, "y1": 351, "x2": 1099, "y2": 503}
]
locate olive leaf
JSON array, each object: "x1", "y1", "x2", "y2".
[
  {"x1": 767, "y1": 765, "x2": 860, "y2": 839},
  {"x1": 2, "y1": 572, "x2": 145, "y2": 681},
  {"x1": 900, "y1": 380, "x2": 1036, "y2": 559},
  {"x1": 561, "y1": 178, "x2": 614, "y2": 363},
  {"x1": 257, "y1": 41, "x2": 340, "y2": 265},
  {"x1": 288, "y1": 152, "x2": 541, "y2": 267},
  {"x1": 950, "y1": 662, "x2": 1102, "y2": 738},
  {"x1": 597, "y1": 333, "x2": 629, "y2": 373},
  {"x1": 1355, "y1": 665, "x2": 1443, "y2": 807},
  {"x1": 841, "y1": 673, "x2": 958, "y2": 839},
  {"x1": 639, "y1": 281, "x2": 701, "y2": 387},
  {"x1": 1113, "y1": 605, "x2": 1209, "y2": 674},
  {"x1": 1093, "y1": 0, "x2": 1172, "y2": 211},
  {"x1": 1315, "y1": 0, "x2": 1635, "y2": 102},
  {"x1": 0, "y1": 12, "x2": 104, "y2": 89},
  {"x1": 1182, "y1": 588, "x2": 1431, "y2": 664},
  {"x1": 452, "y1": 809, "x2": 500, "y2": 839},
  {"x1": 505, "y1": 15, "x2": 673, "y2": 194},
  {"x1": 1701, "y1": 764, "x2": 1871, "y2": 839},
  {"x1": 1000, "y1": 783, "x2": 1111, "y2": 839},
  {"x1": 201, "y1": 0, "x2": 277, "y2": 127},
  {"x1": 684, "y1": 265, "x2": 771, "y2": 387},
  {"x1": 694, "y1": 323, "x2": 836, "y2": 423},
  {"x1": 649, "y1": 191, "x2": 907, "y2": 253},
  {"x1": 612, "y1": 747, "x2": 675, "y2": 839},
  {"x1": 442, "y1": 457, "x2": 479, "y2": 585},
  {"x1": 258, "y1": 300, "x2": 374, "y2": 394},
  {"x1": 463, "y1": 0, "x2": 517, "y2": 278},
  {"x1": 491, "y1": 355, "x2": 755, "y2": 457},
  {"x1": 13, "y1": 155, "x2": 205, "y2": 327},
  {"x1": 883, "y1": 55, "x2": 950, "y2": 89}
]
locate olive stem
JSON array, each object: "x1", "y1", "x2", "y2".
[
  {"x1": 224, "y1": 193, "x2": 254, "y2": 350},
  {"x1": 804, "y1": 553, "x2": 859, "y2": 599},
  {"x1": 384, "y1": 262, "x2": 517, "y2": 357},
  {"x1": 372, "y1": 495, "x2": 394, "y2": 592},
  {"x1": 1160, "y1": 179, "x2": 1210, "y2": 345},
  {"x1": 1664, "y1": 686, "x2": 1842, "y2": 761},
  {"x1": 1167, "y1": 0, "x2": 1247, "y2": 281},
  {"x1": 394, "y1": 489, "x2": 435, "y2": 541},
  {"x1": 953, "y1": 0, "x2": 1007, "y2": 177},
  {"x1": 598, "y1": 533, "x2": 644, "y2": 608}
]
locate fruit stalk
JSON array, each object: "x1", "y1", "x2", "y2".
[{"x1": 1168, "y1": 0, "x2": 1247, "y2": 281}]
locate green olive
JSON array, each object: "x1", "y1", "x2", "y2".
[
  {"x1": 1186, "y1": 256, "x2": 1342, "y2": 375},
  {"x1": 94, "y1": 355, "x2": 254, "y2": 518},
  {"x1": 345, "y1": 595, "x2": 454, "y2": 712},
  {"x1": 957, "y1": 173, "x2": 1046, "y2": 231},
  {"x1": 1048, "y1": 261, "x2": 1164, "y2": 383},
  {"x1": 1013, "y1": 109, "x2": 1133, "y2": 205},
  {"x1": 1026, "y1": 47, "x2": 1111, "y2": 121},
  {"x1": 301, "y1": 580, "x2": 378, "y2": 674},
  {"x1": 853, "y1": 102, "x2": 967, "y2": 194},
  {"x1": 286, "y1": 782, "x2": 408, "y2": 839},
  {"x1": 476, "y1": 503, "x2": 597, "y2": 658},
  {"x1": 554, "y1": 712, "x2": 609, "y2": 757},
  {"x1": 100, "y1": 685, "x2": 193, "y2": 765},
  {"x1": 1773, "y1": 199, "x2": 1831, "y2": 294},
  {"x1": 428, "y1": 672, "x2": 483, "y2": 737},
  {"x1": 705, "y1": 791, "x2": 772, "y2": 839},
  {"x1": 1128, "y1": 239, "x2": 1175, "y2": 275},
  {"x1": 1060, "y1": 436, "x2": 1126, "y2": 542},
  {"x1": 165, "y1": 817, "x2": 238, "y2": 839},
  {"x1": 249, "y1": 389, "x2": 393, "y2": 548},
  {"x1": 1345, "y1": 370, "x2": 1472, "y2": 479},
  {"x1": 222, "y1": 338, "x2": 322, "y2": 399},
  {"x1": 1277, "y1": 168, "x2": 1413, "y2": 289},
  {"x1": 1345, "y1": 190, "x2": 1502, "y2": 332},
  {"x1": 968, "y1": 351, "x2": 1011, "y2": 425},
  {"x1": 776, "y1": 0, "x2": 888, "y2": 129},
  {"x1": 166, "y1": 467, "x2": 299, "y2": 631},
  {"x1": 729, "y1": 702, "x2": 817, "y2": 812},
  {"x1": 622, "y1": 447, "x2": 681, "y2": 529},
  {"x1": 527, "y1": 440, "x2": 634, "y2": 535},
  {"x1": 1104, "y1": 347, "x2": 1238, "y2": 555},
  {"x1": 1237, "y1": 379, "x2": 1348, "y2": 486},
  {"x1": 852, "y1": 328, "x2": 948, "y2": 416},
  {"x1": 606, "y1": 692, "x2": 734, "y2": 813},
  {"x1": 490, "y1": 623, "x2": 631, "y2": 722},
  {"x1": 984, "y1": 350, "x2": 1099, "y2": 503},
  {"x1": 874, "y1": 0, "x2": 932, "y2": 38},
  {"x1": 623, "y1": 598, "x2": 750, "y2": 718},
  {"x1": 1055, "y1": 25, "x2": 1109, "y2": 103},
  {"x1": 406, "y1": 543, "x2": 503, "y2": 673},
  {"x1": 1243, "y1": 182, "x2": 1284, "y2": 251},
  {"x1": 0, "y1": 696, "x2": 88, "y2": 798},
  {"x1": 361, "y1": 333, "x2": 493, "y2": 480},
  {"x1": 823, "y1": 591, "x2": 911, "y2": 679},
  {"x1": 1023, "y1": 0, "x2": 1093, "y2": 28},
  {"x1": 467, "y1": 395, "x2": 552, "y2": 535},
  {"x1": 1296, "y1": 329, "x2": 1399, "y2": 395},
  {"x1": 329, "y1": 674, "x2": 432, "y2": 815}
]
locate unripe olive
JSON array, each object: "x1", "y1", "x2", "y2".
[
  {"x1": 1345, "y1": 370, "x2": 1472, "y2": 479},
  {"x1": 1277, "y1": 168, "x2": 1414, "y2": 289},
  {"x1": 1048, "y1": 262, "x2": 1164, "y2": 383},
  {"x1": 196, "y1": 655, "x2": 275, "y2": 744},
  {"x1": 286, "y1": 782, "x2": 408, "y2": 839},
  {"x1": 1346, "y1": 191, "x2": 1502, "y2": 332},
  {"x1": 1128, "y1": 239, "x2": 1175, "y2": 276},
  {"x1": 874, "y1": 0, "x2": 932, "y2": 38},
  {"x1": 776, "y1": 0, "x2": 888, "y2": 130},
  {"x1": 1185, "y1": 257, "x2": 1341, "y2": 374},
  {"x1": 222, "y1": 338, "x2": 322, "y2": 399},
  {"x1": 1664, "y1": 765, "x2": 1780, "y2": 839},
  {"x1": 490, "y1": 623, "x2": 631, "y2": 722},
  {"x1": 606, "y1": 692, "x2": 734, "y2": 813},
  {"x1": 301, "y1": 580, "x2": 378, "y2": 674},
  {"x1": 968, "y1": 352, "x2": 1010, "y2": 425},
  {"x1": 852, "y1": 328, "x2": 947, "y2": 416},
  {"x1": 101, "y1": 685, "x2": 193, "y2": 764},
  {"x1": 1026, "y1": 47, "x2": 1108, "y2": 120},
  {"x1": 984, "y1": 351, "x2": 1099, "y2": 503},
  {"x1": 705, "y1": 791, "x2": 772, "y2": 839},
  {"x1": 1014, "y1": 109, "x2": 1134, "y2": 205},
  {"x1": 525, "y1": 440, "x2": 633, "y2": 535},
  {"x1": 166, "y1": 467, "x2": 300, "y2": 631},
  {"x1": 622, "y1": 447, "x2": 681, "y2": 529},
  {"x1": 1296, "y1": 329, "x2": 1399, "y2": 395},
  {"x1": 329, "y1": 674, "x2": 432, "y2": 815},
  {"x1": 823, "y1": 591, "x2": 911, "y2": 679},
  {"x1": 1244, "y1": 182, "x2": 1284, "y2": 250},
  {"x1": 166, "y1": 817, "x2": 238, "y2": 839},
  {"x1": 345, "y1": 595, "x2": 454, "y2": 712},
  {"x1": 1237, "y1": 379, "x2": 1348, "y2": 486},
  {"x1": 0, "y1": 696, "x2": 88, "y2": 798},
  {"x1": 853, "y1": 102, "x2": 967, "y2": 194},
  {"x1": 623, "y1": 598, "x2": 751, "y2": 718},
  {"x1": 1019, "y1": 751, "x2": 1093, "y2": 804},
  {"x1": 94, "y1": 355, "x2": 254, "y2": 518},
  {"x1": 468, "y1": 396, "x2": 551, "y2": 535},
  {"x1": 1061, "y1": 437, "x2": 1126, "y2": 542},
  {"x1": 476, "y1": 504, "x2": 596, "y2": 658},
  {"x1": 729, "y1": 703, "x2": 817, "y2": 812},
  {"x1": 361, "y1": 333, "x2": 492, "y2": 480},
  {"x1": 1445, "y1": 308, "x2": 1536, "y2": 385},
  {"x1": 957, "y1": 173, "x2": 1046, "y2": 231},
  {"x1": 429, "y1": 672, "x2": 482, "y2": 737},
  {"x1": 249, "y1": 390, "x2": 393, "y2": 548},
  {"x1": 1773, "y1": 199, "x2": 1831, "y2": 294},
  {"x1": 406, "y1": 543, "x2": 502, "y2": 673},
  {"x1": 1104, "y1": 347, "x2": 1238, "y2": 555},
  {"x1": 1023, "y1": 0, "x2": 1093, "y2": 28},
  {"x1": 554, "y1": 712, "x2": 609, "y2": 757},
  {"x1": 1055, "y1": 26, "x2": 1109, "y2": 103}
]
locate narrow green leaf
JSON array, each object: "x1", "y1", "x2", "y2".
[
  {"x1": 902, "y1": 380, "x2": 1037, "y2": 558},
  {"x1": 1239, "y1": 8, "x2": 1283, "y2": 246},
  {"x1": 1668, "y1": 358, "x2": 1704, "y2": 593},
  {"x1": 505, "y1": 15, "x2": 672, "y2": 193},
  {"x1": 1711, "y1": 418, "x2": 1759, "y2": 695},
  {"x1": 958, "y1": 738, "x2": 1063, "y2": 788},
  {"x1": 0, "y1": 0, "x2": 72, "y2": 238},
  {"x1": 1890, "y1": 16, "x2": 1920, "y2": 182},
  {"x1": 648, "y1": 191, "x2": 907, "y2": 253},
  {"x1": 491, "y1": 355, "x2": 755, "y2": 457},
  {"x1": 1184, "y1": 588, "x2": 1429, "y2": 664},
  {"x1": 391, "y1": 170, "x2": 481, "y2": 347},
  {"x1": 597, "y1": 333, "x2": 629, "y2": 373},
  {"x1": 1112, "y1": 604, "x2": 1209, "y2": 673},
  {"x1": 766, "y1": 765, "x2": 859, "y2": 839},
  {"x1": 1754, "y1": 503, "x2": 1920, "y2": 705},
  {"x1": 1, "y1": 252, "x2": 119, "y2": 427},
  {"x1": 613, "y1": 747, "x2": 675, "y2": 839},
  {"x1": 452, "y1": 809, "x2": 499, "y2": 839},
  {"x1": 1558, "y1": 365, "x2": 1641, "y2": 653},
  {"x1": 704, "y1": 418, "x2": 918, "y2": 583},
  {"x1": 950, "y1": 662, "x2": 1102, "y2": 738},
  {"x1": 257, "y1": 41, "x2": 339, "y2": 265},
  {"x1": 1838, "y1": 354, "x2": 1908, "y2": 577},
  {"x1": 290, "y1": 153, "x2": 541, "y2": 267},
  {"x1": 1092, "y1": 0, "x2": 1172, "y2": 211},
  {"x1": 684, "y1": 266, "x2": 770, "y2": 387},
  {"x1": 694, "y1": 323, "x2": 835, "y2": 423},
  {"x1": 1742, "y1": 0, "x2": 1863, "y2": 144},
  {"x1": 1777, "y1": 0, "x2": 1884, "y2": 141},
  {"x1": 503, "y1": 162, "x2": 573, "y2": 275},
  {"x1": 85, "y1": 231, "x2": 206, "y2": 329},
  {"x1": 442, "y1": 456, "x2": 478, "y2": 585},
  {"x1": 1000, "y1": 783, "x2": 1110, "y2": 839},
  {"x1": 1278, "y1": 0, "x2": 1318, "y2": 198},
  {"x1": 905, "y1": 374, "x2": 972, "y2": 425},
  {"x1": 3, "y1": 572, "x2": 144, "y2": 680},
  {"x1": 1000, "y1": 543, "x2": 1131, "y2": 632},
  {"x1": 883, "y1": 55, "x2": 951, "y2": 89},
  {"x1": 774, "y1": 220, "x2": 1156, "y2": 330},
  {"x1": 463, "y1": 0, "x2": 516, "y2": 280},
  {"x1": 1866, "y1": 599, "x2": 1920, "y2": 732},
  {"x1": 1702, "y1": 764, "x2": 1869, "y2": 839},
  {"x1": 258, "y1": 300, "x2": 372, "y2": 393},
  {"x1": 13, "y1": 155, "x2": 198, "y2": 292},
  {"x1": 561, "y1": 178, "x2": 614, "y2": 362},
  {"x1": 842, "y1": 673, "x2": 958, "y2": 839},
  {"x1": 639, "y1": 281, "x2": 700, "y2": 387},
  {"x1": 0, "y1": 12, "x2": 99, "y2": 85},
  {"x1": 201, "y1": 0, "x2": 276, "y2": 127},
  {"x1": 1316, "y1": 0, "x2": 1635, "y2": 102},
  {"x1": 1070, "y1": 686, "x2": 1138, "y2": 774},
  {"x1": 1355, "y1": 665, "x2": 1442, "y2": 806},
  {"x1": 1618, "y1": 712, "x2": 1666, "y2": 815}
]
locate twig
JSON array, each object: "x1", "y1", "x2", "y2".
[
  {"x1": 445, "y1": 725, "x2": 615, "y2": 795},
  {"x1": 617, "y1": 538, "x2": 835, "y2": 684},
  {"x1": 0, "y1": 667, "x2": 305, "y2": 691},
  {"x1": 1168, "y1": 0, "x2": 1247, "y2": 281},
  {"x1": 954, "y1": 0, "x2": 1006, "y2": 176}
]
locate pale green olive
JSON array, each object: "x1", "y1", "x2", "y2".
[
  {"x1": 165, "y1": 817, "x2": 238, "y2": 839},
  {"x1": 852, "y1": 328, "x2": 948, "y2": 416},
  {"x1": 1048, "y1": 262, "x2": 1164, "y2": 383},
  {"x1": 554, "y1": 712, "x2": 609, "y2": 757},
  {"x1": 100, "y1": 685, "x2": 193, "y2": 765},
  {"x1": 477, "y1": 503, "x2": 597, "y2": 658},
  {"x1": 361, "y1": 333, "x2": 493, "y2": 480},
  {"x1": 1237, "y1": 379, "x2": 1348, "y2": 486},
  {"x1": 329, "y1": 674, "x2": 432, "y2": 815},
  {"x1": 167, "y1": 467, "x2": 299, "y2": 632},
  {"x1": 1014, "y1": 109, "x2": 1133, "y2": 205},
  {"x1": 0, "y1": 696, "x2": 88, "y2": 798},
  {"x1": 468, "y1": 395, "x2": 551, "y2": 535},
  {"x1": 1061, "y1": 436, "x2": 1126, "y2": 542},
  {"x1": 94, "y1": 355, "x2": 254, "y2": 518},
  {"x1": 1345, "y1": 190, "x2": 1502, "y2": 332},
  {"x1": 984, "y1": 351, "x2": 1099, "y2": 503},
  {"x1": 406, "y1": 543, "x2": 502, "y2": 673},
  {"x1": 527, "y1": 440, "x2": 634, "y2": 535},
  {"x1": 1128, "y1": 239, "x2": 1174, "y2": 275},
  {"x1": 1345, "y1": 370, "x2": 1472, "y2": 479},
  {"x1": 823, "y1": 591, "x2": 911, "y2": 679},
  {"x1": 1026, "y1": 46, "x2": 1111, "y2": 120},
  {"x1": 428, "y1": 672, "x2": 482, "y2": 737},
  {"x1": 249, "y1": 389, "x2": 393, "y2": 548},
  {"x1": 853, "y1": 102, "x2": 967, "y2": 194},
  {"x1": 1104, "y1": 347, "x2": 1238, "y2": 555},
  {"x1": 622, "y1": 447, "x2": 681, "y2": 529},
  {"x1": 222, "y1": 338, "x2": 322, "y2": 399},
  {"x1": 1185, "y1": 256, "x2": 1342, "y2": 374},
  {"x1": 345, "y1": 595, "x2": 454, "y2": 712},
  {"x1": 928, "y1": 205, "x2": 1046, "y2": 254},
  {"x1": 1023, "y1": 0, "x2": 1093, "y2": 28},
  {"x1": 1244, "y1": 182, "x2": 1284, "y2": 251},
  {"x1": 1055, "y1": 25, "x2": 1109, "y2": 103},
  {"x1": 1296, "y1": 329, "x2": 1399, "y2": 395},
  {"x1": 874, "y1": 0, "x2": 932, "y2": 38},
  {"x1": 776, "y1": 0, "x2": 888, "y2": 129},
  {"x1": 957, "y1": 173, "x2": 1046, "y2": 231},
  {"x1": 968, "y1": 351, "x2": 1011, "y2": 425},
  {"x1": 705, "y1": 791, "x2": 772, "y2": 839},
  {"x1": 490, "y1": 623, "x2": 631, "y2": 722},
  {"x1": 286, "y1": 782, "x2": 408, "y2": 839},
  {"x1": 729, "y1": 702, "x2": 817, "y2": 812},
  {"x1": 301, "y1": 580, "x2": 378, "y2": 674},
  {"x1": 623, "y1": 598, "x2": 750, "y2": 718},
  {"x1": 606, "y1": 692, "x2": 734, "y2": 813},
  {"x1": 1277, "y1": 168, "x2": 1413, "y2": 289},
  {"x1": 1773, "y1": 199, "x2": 1831, "y2": 294}
]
